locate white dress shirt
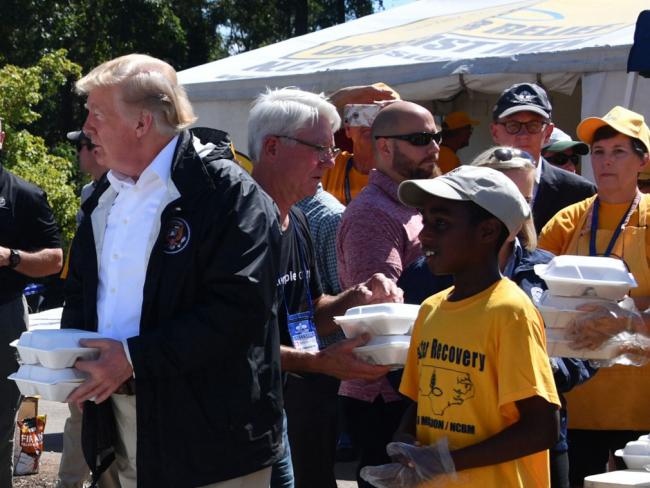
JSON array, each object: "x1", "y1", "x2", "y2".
[{"x1": 93, "y1": 136, "x2": 180, "y2": 349}]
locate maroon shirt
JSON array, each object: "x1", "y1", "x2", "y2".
[{"x1": 336, "y1": 169, "x2": 423, "y2": 401}]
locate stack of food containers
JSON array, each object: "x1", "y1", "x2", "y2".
[
  {"x1": 8, "y1": 329, "x2": 101, "y2": 402},
  {"x1": 533, "y1": 255, "x2": 638, "y2": 360},
  {"x1": 334, "y1": 303, "x2": 420, "y2": 366},
  {"x1": 614, "y1": 434, "x2": 650, "y2": 469}
]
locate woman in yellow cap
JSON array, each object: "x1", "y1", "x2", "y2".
[{"x1": 538, "y1": 106, "x2": 650, "y2": 484}]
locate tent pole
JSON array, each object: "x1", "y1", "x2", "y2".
[{"x1": 623, "y1": 71, "x2": 638, "y2": 108}]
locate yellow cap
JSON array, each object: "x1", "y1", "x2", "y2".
[
  {"x1": 443, "y1": 111, "x2": 480, "y2": 131},
  {"x1": 577, "y1": 106, "x2": 650, "y2": 152}
]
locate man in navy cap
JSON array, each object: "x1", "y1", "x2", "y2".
[{"x1": 490, "y1": 82, "x2": 596, "y2": 232}]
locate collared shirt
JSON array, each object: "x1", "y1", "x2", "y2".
[
  {"x1": 337, "y1": 169, "x2": 423, "y2": 286},
  {"x1": 296, "y1": 184, "x2": 344, "y2": 296},
  {"x1": 534, "y1": 155, "x2": 543, "y2": 187},
  {"x1": 337, "y1": 169, "x2": 423, "y2": 402},
  {"x1": 95, "y1": 136, "x2": 179, "y2": 343}
]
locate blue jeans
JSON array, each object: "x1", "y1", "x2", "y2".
[{"x1": 270, "y1": 411, "x2": 294, "y2": 488}]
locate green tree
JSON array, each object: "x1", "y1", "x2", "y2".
[
  {"x1": 0, "y1": 50, "x2": 81, "y2": 245},
  {"x1": 212, "y1": 0, "x2": 381, "y2": 54}
]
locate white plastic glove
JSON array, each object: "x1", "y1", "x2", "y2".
[
  {"x1": 361, "y1": 438, "x2": 456, "y2": 487},
  {"x1": 566, "y1": 298, "x2": 643, "y2": 350},
  {"x1": 566, "y1": 299, "x2": 649, "y2": 367}
]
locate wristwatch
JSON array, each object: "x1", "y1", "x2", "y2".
[{"x1": 8, "y1": 249, "x2": 21, "y2": 269}]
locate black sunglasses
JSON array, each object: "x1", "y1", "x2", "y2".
[
  {"x1": 374, "y1": 131, "x2": 442, "y2": 146},
  {"x1": 492, "y1": 148, "x2": 535, "y2": 164},
  {"x1": 546, "y1": 153, "x2": 580, "y2": 166}
]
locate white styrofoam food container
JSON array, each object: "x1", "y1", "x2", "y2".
[
  {"x1": 584, "y1": 469, "x2": 650, "y2": 487},
  {"x1": 15, "y1": 328, "x2": 103, "y2": 349},
  {"x1": 615, "y1": 449, "x2": 650, "y2": 470},
  {"x1": 334, "y1": 303, "x2": 420, "y2": 338},
  {"x1": 533, "y1": 291, "x2": 615, "y2": 329},
  {"x1": 8, "y1": 364, "x2": 87, "y2": 403},
  {"x1": 353, "y1": 335, "x2": 411, "y2": 366},
  {"x1": 546, "y1": 329, "x2": 621, "y2": 360},
  {"x1": 11, "y1": 342, "x2": 100, "y2": 369},
  {"x1": 534, "y1": 255, "x2": 637, "y2": 300},
  {"x1": 10, "y1": 328, "x2": 101, "y2": 368},
  {"x1": 623, "y1": 441, "x2": 650, "y2": 456}
]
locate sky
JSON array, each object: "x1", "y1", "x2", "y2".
[{"x1": 382, "y1": 0, "x2": 415, "y2": 9}]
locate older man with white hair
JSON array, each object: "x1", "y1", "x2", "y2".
[
  {"x1": 249, "y1": 87, "x2": 402, "y2": 488},
  {"x1": 63, "y1": 54, "x2": 283, "y2": 488}
]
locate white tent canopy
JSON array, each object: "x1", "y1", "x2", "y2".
[{"x1": 178, "y1": 0, "x2": 649, "y2": 174}]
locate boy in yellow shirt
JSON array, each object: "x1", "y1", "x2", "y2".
[{"x1": 362, "y1": 166, "x2": 560, "y2": 487}]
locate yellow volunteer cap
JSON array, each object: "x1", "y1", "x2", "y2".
[
  {"x1": 577, "y1": 106, "x2": 650, "y2": 153},
  {"x1": 443, "y1": 111, "x2": 480, "y2": 131}
]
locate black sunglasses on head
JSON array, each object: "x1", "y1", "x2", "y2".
[
  {"x1": 546, "y1": 153, "x2": 580, "y2": 166},
  {"x1": 374, "y1": 131, "x2": 442, "y2": 146},
  {"x1": 492, "y1": 148, "x2": 535, "y2": 164}
]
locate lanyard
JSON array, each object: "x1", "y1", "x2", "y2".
[
  {"x1": 282, "y1": 212, "x2": 314, "y2": 315},
  {"x1": 589, "y1": 191, "x2": 642, "y2": 257},
  {"x1": 344, "y1": 157, "x2": 354, "y2": 205}
]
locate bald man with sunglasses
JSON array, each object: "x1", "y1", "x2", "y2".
[
  {"x1": 335, "y1": 100, "x2": 440, "y2": 487},
  {"x1": 490, "y1": 83, "x2": 596, "y2": 233}
]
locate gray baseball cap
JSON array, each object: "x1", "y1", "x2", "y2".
[{"x1": 398, "y1": 165, "x2": 530, "y2": 235}]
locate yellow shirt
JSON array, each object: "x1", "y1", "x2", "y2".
[
  {"x1": 437, "y1": 146, "x2": 461, "y2": 174},
  {"x1": 539, "y1": 194, "x2": 650, "y2": 430},
  {"x1": 400, "y1": 279, "x2": 559, "y2": 487},
  {"x1": 322, "y1": 151, "x2": 369, "y2": 205}
]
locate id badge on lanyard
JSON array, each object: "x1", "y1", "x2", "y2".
[
  {"x1": 287, "y1": 310, "x2": 319, "y2": 353},
  {"x1": 284, "y1": 213, "x2": 319, "y2": 353}
]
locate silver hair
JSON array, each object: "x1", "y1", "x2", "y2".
[
  {"x1": 248, "y1": 87, "x2": 341, "y2": 162},
  {"x1": 76, "y1": 54, "x2": 196, "y2": 136},
  {"x1": 471, "y1": 146, "x2": 538, "y2": 251}
]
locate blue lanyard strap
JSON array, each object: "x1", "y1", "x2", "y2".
[
  {"x1": 589, "y1": 192, "x2": 641, "y2": 257},
  {"x1": 282, "y1": 212, "x2": 315, "y2": 315}
]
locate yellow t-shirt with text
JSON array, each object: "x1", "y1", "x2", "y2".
[{"x1": 400, "y1": 278, "x2": 560, "y2": 487}]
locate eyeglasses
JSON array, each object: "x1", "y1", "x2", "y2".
[
  {"x1": 546, "y1": 153, "x2": 580, "y2": 166},
  {"x1": 497, "y1": 120, "x2": 547, "y2": 135},
  {"x1": 275, "y1": 135, "x2": 341, "y2": 161},
  {"x1": 374, "y1": 131, "x2": 443, "y2": 146},
  {"x1": 492, "y1": 148, "x2": 535, "y2": 164}
]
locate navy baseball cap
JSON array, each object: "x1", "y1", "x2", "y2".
[{"x1": 493, "y1": 83, "x2": 552, "y2": 121}]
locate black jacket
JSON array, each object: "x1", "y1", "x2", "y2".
[
  {"x1": 533, "y1": 160, "x2": 596, "y2": 234},
  {"x1": 62, "y1": 128, "x2": 283, "y2": 487}
]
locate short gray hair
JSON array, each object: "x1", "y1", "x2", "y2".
[
  {"x1": 76, "y1": 54, "x2": 196, "y2": 136},
  {"x1": 248, "y1": 87, "x2": 341, "y2": 162},
  {"x1": 471, "y1": 146, "x2": 537, "y2": 251}
]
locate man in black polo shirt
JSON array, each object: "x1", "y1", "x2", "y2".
[{"x1": 0, "y1": 116, "x2": 63, "y2": 487}]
